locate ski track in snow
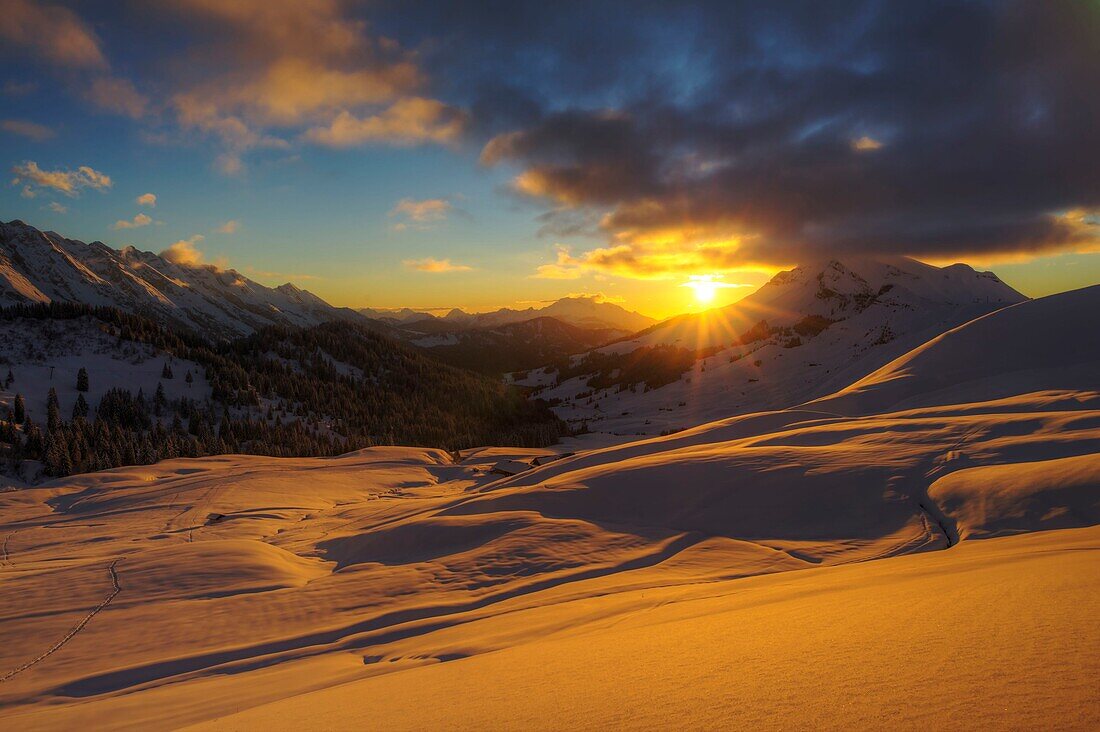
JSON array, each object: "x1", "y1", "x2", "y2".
[{"x1": 0, "y1": 560, "x2": 122, "y2": 683}]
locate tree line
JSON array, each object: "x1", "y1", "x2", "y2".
[{"x1": 0, "y1": 303, "x2": 565, "y2": 478}]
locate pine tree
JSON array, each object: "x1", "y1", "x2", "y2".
[
  {"x1": 23, "y1": 419, "x2": 43, "y2": 458},
  {"x1": 154, "y1": 382, "x2": 166, "y2": 416},
  {"x1": 13, "y1": 394, "x2": 25, "y2": 424},
  {"x1": 76, "y1": 367, "x2": 89, "y2": 392},
  {"x1": 162, "y1": 362, "x2": 174, "y2": 379},
  {"x1": 2, "y1": 410, "x2": 16, "y2": 447},
  {"x1": 46, "y1": 387, "x2": 61, "y2": 433},
  {"x1": 72, "y1": 392, "x2": 89, "y2": 420},
  {"x1": 4, "y1": 369, "x2": 12, "y2": 387},
  {"x1": 44, "y1": 433, "x2": 72, "y2": 476},
  {"x1": 185, "y1": 370, "x2": 193, "y2": 388}
]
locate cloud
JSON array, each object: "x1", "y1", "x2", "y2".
[
  {"x1": 148, "y1": 1, "x2": 459, "y2": 171},
  {"x1": 678, "y1": 275, "x2": 754, "y2": 291},
  {"x1": 213, "y1": 153, "x2": 245, "y2": 176},
  {"x1": 161, "y1": 235, "x2": 206, "y2": 266},
  {"x1": 46, "y1": 201, "x2": 67, "y2": 214},
  {"x1": 11, "y1": 161, "x2": 112, "y2": 197},
  {"x1": 533, "y1": 264, "x2": 583, "y2": 279},
  {"x1": 178, "y1": 58, "x2": 421, "y2": 129},
  {"x1": 113, "y1": 213, "x2": 154, "y2": 230},
  {"x1": 390, "y1": 198, "x2": 452, "y2": 225},
  {"x1": 1, "y1": 119, "x2": 55, "y2": 141},
  {"x1": 532, "y1": 245, "x2": 586, "y2": 279},
  {"x1": 851, "y1": 136, "x2": 883, "y2": 152},
  {"x1": 136, "y1": 193, "x2": 157, "y2": 207},
  {"x1": 403, "y1": 257, "x2": 473, "y2": 273},
  {"x1": 0, "y1": 0, "x2": 107, "y2": 68},
  {"x1": 85, "y1": 76, "x2": 149, "y2": 119},
  {"x1": 216, "y1": 219, "x2": 240, "y2": 234},
  {"x1": 172, "y1": 93, "x2": 291, "y2": 174},
  {"x1": 305, "y1": 98, "x2": 467, "y2": 147},
  {"x1": 473, "y1": 2, "x2": 1100, "y2": 276}
]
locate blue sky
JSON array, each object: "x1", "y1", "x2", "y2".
[{"x1": 2, "y1": 1, "x2": 1098, "y2": 317}]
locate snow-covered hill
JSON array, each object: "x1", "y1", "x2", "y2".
[
  {"x1": 519, "y1": 257, "x2": 1026, "y2": 435},
  {"x1": 816, "y1": 284, "x2": 1100, "y2": 414},
  {"x1": 0, "y1": 220, "x2": 363, "y2": 340},
  {"x1": 1, "y1": 283, "x2": 1096, "y2": 730}
]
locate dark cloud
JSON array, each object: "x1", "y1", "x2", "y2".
[
  {"x1": 402, "y1": 0, "x2": 1100, "y2": 272},
  {"x1": 8, "y1": 0, "x2": 1095, "y2": 272}
]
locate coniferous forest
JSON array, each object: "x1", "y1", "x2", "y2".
[{"x1": 0, "y1": 303, "x2": 566, "y2": 478}]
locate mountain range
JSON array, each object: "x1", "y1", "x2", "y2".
[
  {"x1": 520, "y1": 256, "x2": 1027, "y2": 434},
  {"x1": 0, "y1": 220, "x2": 362, "y2": 341},
  {"x1": 0, "y1": 219, "x2": 1036, "y2": 435},
  {"x1": 1, "y1": 220, "x2": 653, "y2": 348},
  {"x1": 361, "y1": 296, "x2": 655, "y2": 334}
]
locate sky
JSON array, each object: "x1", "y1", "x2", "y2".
[{"x1": 1, "y1": 0, "x2": 1098, "y2": 319}]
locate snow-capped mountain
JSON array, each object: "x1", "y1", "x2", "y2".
[
  {"x1": 518, "y1": 256, "x2": 1027, "y2": 435},
  {"x1": 361, "y1": 296, "x2": 655, "y2": 333},
  {"x1": 0, "y1": 219, "x2": 363, "y2": 340},
  {"x1": 403, "y1": 316, "x2": 623, "y2": 374},
  {"x1": 358, "y1": 307, "x2": 439, "y2": 324}
]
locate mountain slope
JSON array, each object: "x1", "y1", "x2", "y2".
[
  {"x1": 0, "y1": 220, "x2": 362, "y2": 340},
  {"x1": 403, "y1": 316, "x2": 621, "y2": 374},
  {"x1": 520, "y1": 257, "x2": 1027, "y2": 435},
  {"x1": 0, "y1": 304, "x2": 566, "y2": 481},
  {"x1": 360, "y1": 297, "x2": 651, "y2": 375}
]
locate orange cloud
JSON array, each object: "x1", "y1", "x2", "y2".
[
  {"x1": 390, "y1": 197, "x2": 452, "y2": 225},
  {"x1": 1, "y1": 119, "x2": 54, "y2": 141},
  {"x1": 11, "y1": 161, "x2": 112, "y2": 196},
  {"x1": 174, "y1": 58, "x2": 421, "y2": 131},
  {"x1": 403, "y1": 257, "x2": 473, "y2": 273},
  {"x1": 155, "y1": 0, "x2": 457, "y2": 170},
  {"x1": 305, "y1": 98, "x2": 467, "y2": 147},
  {"x1": 851, "y1": 135, "x2": 883, "y2": 151},
  {"x1": 113, "y1": 213, "x2": 154, "y2": 230},
  {"x1": 161, "y1": 235, "x2": 206, "y2": 266},
  {"x1": 529, "y1": 234, "x2": 782, "y2": 282},
  {"x1": 136, "y1": 193, "x2": 157, "y2": 207},
  {"x1": 533, "y1": 264, "x2": 584, "y2": 279},
  {"x1": 532, "y1": 246, "x2": 585, "y2": 279},
  {"x1": 217, "y1": 219, "x2": 240, "y2": 234},
  {"x1": 85, "y1": 76, "x2": 149, "y2": 119},
  {"x1": 0, "y1": 0, "x2": 107, "y2": 68}
]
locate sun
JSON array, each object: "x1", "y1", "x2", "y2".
[{"x1": 684, "y1": 275, "x2": 721, "y2": 305}]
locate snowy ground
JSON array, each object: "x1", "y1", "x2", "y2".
[{"x1": 0, "y1": 286, "x2": 1097, "y2": 730}]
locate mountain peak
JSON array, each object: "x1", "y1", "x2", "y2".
[
  {"x1": 752, "y1": 256, "x2": 1025, "y2": 316},
  {"x1": 0, "y1": 219, "x2": 362, "y2": 340}
]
